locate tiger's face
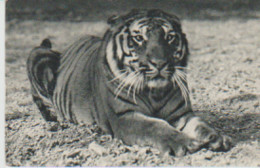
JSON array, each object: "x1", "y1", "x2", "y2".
[
  {"x1": 106, "y1": 9, "x2": 189, "y2": 100},
  {"x1": 126, "y1": 18, "x2": 187, "y2": 88}
]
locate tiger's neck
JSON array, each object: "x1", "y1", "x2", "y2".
[
  {"x1": 146, "y1": 83, "x2": 173, "y2": 101},
  {"x1": 143, "y1": 83, "x2": 186, "y2": 111}
]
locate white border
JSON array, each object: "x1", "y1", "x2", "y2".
[{"x1": 0, "y1": 1, "x2": 6, "y2": 167}]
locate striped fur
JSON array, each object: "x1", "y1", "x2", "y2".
[
  {"x1": 27, "y1": 39, "x2": 60, "y2": 121},
  {"x1": 27, "y1": 9, "x2": 232, "y2": 155}
]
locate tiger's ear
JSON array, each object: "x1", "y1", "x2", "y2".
[
  {"x1": 180, "y1": 33, "x2": 189, "y2": 66},
  {"x1": 168, "y1": 14, "x2": 180, "y2": 24},
  {"x1": 182, "y1": 33, "x2": 189, "y2": 56},
  {"x1": 159, "y1": 11, "x2": 181, "y2": 29},
  {"x1": 107, "y1": 9, "x2": 144, "y2": 26},
  {"x1": 173, "y1": 32, "x2": 189, "y2": 64},
  {"x1": 107, "y1": 15, "x2": 120, "y2": 25}
]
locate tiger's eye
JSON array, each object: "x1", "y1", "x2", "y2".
[
  {"x1": 133, "y1": 35, "x2": 144, "y2": 42},
  {"x1": 167, "y1": 34, "x2": 175, "y2": 42}
]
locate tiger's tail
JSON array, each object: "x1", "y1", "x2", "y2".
[{"x1": 27, "y1": 38, "x2": 60, "y2": 121}]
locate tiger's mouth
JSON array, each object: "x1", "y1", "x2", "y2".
[
  {"x1": 147, "y1": 78, "x2": 170, "y2": 88},
  {"x1": 143, "y1": 68, "x2": 171, "y2": 88}
]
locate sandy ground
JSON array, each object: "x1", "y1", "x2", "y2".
[{"x1": 5, "y1": 19, "x2": 260, "y2": 166}]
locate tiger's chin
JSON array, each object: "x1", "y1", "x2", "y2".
[{"x1": 147, "y1": 79, "x2": 170, "y2": 89}]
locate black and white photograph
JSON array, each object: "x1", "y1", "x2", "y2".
[{"x1": 3, "y1": 0, "x2": 260, "y2": 166}]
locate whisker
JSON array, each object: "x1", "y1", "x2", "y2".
[
  {"x1": 145, "y1": 71, "x2": 157, "y2": 74},
  {"x1": 140, "y1": 75, "x2": 144, "y2": 92},
  {"x1": 135, "y1": 76, "x2": 141, "y2": 94},
  {"x1": 175, "y1": 66, "x2": 189, "y2": 70},
  {"x1": 109, "y1": 71, "x2": 128, "y2": 83},
  {"x1": 127, "y1": 81, "x2": 135, "y2": 97},
  {"x1": 115, "y1": 75, "x2": 129, "y2": 93},
  {"x1": 173, "y1": 74, "x2": 190, "y2": 106},
  {"x1": 121, "y1": 71, "x2": 137, "y2": 90},
  {"x1": 138, "y1": 67, "x2": 147, "y2": 71},
  {"x1": 136, "y1": 74, "x2": 143, "y2": 93},
  {"x1": 127, "y1": 72, "x2": 140, "y2": 97},
  {"x1": 176, "y1": 68, "x2": 187, "y2": 75},
  {"x1": 118, "y1": 69, "x2": 127, "y2": 72},
  {"x1": 174, "y1": 75, "x2": 187, "y2": 103},
  {"x1": 176, "y1": 74, "x2": 189, "y2": 96},
  {"x1": 177, "y1": 77, "x2": 189, "y2": 105},
  {"x1": 176, "y1": 68, "x2": 187, "y2": 77},
  {"x1": 172, "y1": 75, "x2": 176, "y2": 88},
  {"x1": 133, "y1": 78, "x2": 138, "y2": 104},
  {"x1": 176, "y1": 69, "x2": 187, "y2": 82},
  {"x1": 133, "y1": 72, "x2": 144, "y2": 103},
  {"x1": 115, "y1": 72, "x2": 136, "y2": 98},
  {"x1": 139, "y1": 74, "x2": 144, "y2": 92},
  {"x1": 164, "y1": 70, "x2": 172, "y2": 74}
]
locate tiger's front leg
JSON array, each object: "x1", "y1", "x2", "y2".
[
  {"x1": 173, "y1": 114, "x2": 232, "y2": 152},
  {"x1": 113, "y1": 112, "x2": 201, "y2": 156}
]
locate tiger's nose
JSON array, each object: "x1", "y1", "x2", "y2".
[{"x1": 148, "y1": 59, "x2": 167, "y2": 70}]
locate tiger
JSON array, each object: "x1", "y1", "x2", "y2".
[{"x1": 27, "y1": 9, "x2": 232, "y2": 156}]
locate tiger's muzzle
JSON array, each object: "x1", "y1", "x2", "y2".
[{"x1": 140, "y1": 57, "x2": 174, "y2": 80}]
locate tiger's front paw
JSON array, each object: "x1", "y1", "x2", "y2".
[
  {"x1": 195, "y1": 125, "x2": 233, "y2": 151},
  {"x1": 156, "y1": 132, "x2": 201, "y2": 157},
  {"x1": 207, "y1": 134, "x2": 232, "y2": 151},
  {"x1": 181, "y1": 117, "x2": 233, "y2": 152}
]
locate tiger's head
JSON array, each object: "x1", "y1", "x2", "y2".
[{"x1": 106, "y1": 9, "x2": 189, "y2": 101}]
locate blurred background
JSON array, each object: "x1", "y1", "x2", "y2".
[{"x1": 6, "y1": 0, "x2": 260, "y2": 21}]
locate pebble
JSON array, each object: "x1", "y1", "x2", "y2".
[{"x1": 88, "y1": 141, "x2": 107, "y2": 155}]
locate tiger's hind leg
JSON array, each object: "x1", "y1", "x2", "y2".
[
  {"x1": 27, "y1": 39, "x2": 60, "y2": 121},
  {"x1": 172, "y1": 113, "x2": 232, "y2": 152}
]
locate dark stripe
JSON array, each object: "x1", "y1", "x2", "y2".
[
  {"x1": 60, "y1": 37, "x2": 94, "y2": 71},
  {"x1": 62, "y1": 72, "x2": 73, "y2": 119},
  {"x1": 107, "y1": 84, "x2": 138, "y2": 106},
  {"x1": 59, "y1": 39, "x2": 87, "y2": 69},
  {"x1": 57, "y1": 37, "x2": 101, "y2": 121},
  {"x1": 139, "y1": 23, "x2": 149, "y2": 29},
  {"x1": 53, "y1": 89, "x2": 65, "y2": 120},
  {"x1": 111, "y1": 28, "x2": 127, "y2": 70},
  {"x1": 138, "y1": 19, "x2": 149, "y2": 25},
  {"x1": 67, "y1": 92, "x2": 75, "y2": 123},
  {"x1": 112, "y1": 37, "x2": 117, "y2": 60},
  {"x1": 166, "y1": 99, "x2": 190, "y2": 122}
]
